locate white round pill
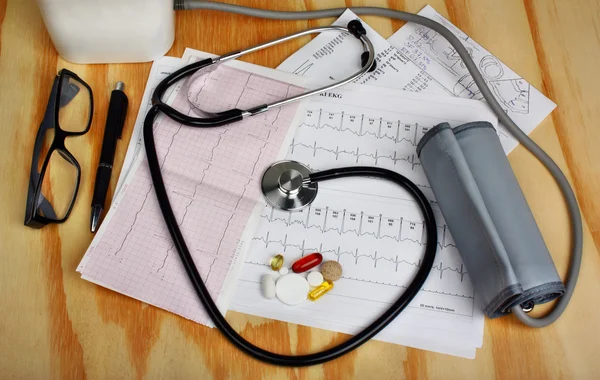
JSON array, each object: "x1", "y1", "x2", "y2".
[
  {"x1": 307, "y1": 271, "x2": 324, "y2": 287},
  {"x1": 275, "y1": 273, "x2": 309, "y2": 305},
  {"x1": 278, "y1": 267, "x2": 289, "y2": 275},
  {"x1": 261, "y1": 274, "x2": 276, "y2": 299}
]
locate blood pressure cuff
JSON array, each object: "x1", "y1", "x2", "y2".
[{"x1": 417, "y1": 122, "x2": 565, "y2": 318}]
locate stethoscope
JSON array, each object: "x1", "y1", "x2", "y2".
[
  {"x1": 142, "y1": 13, "x2": 581, "y2": 366},
  {"x1": 143, "y1": 20, "x2": 437, "y2": 366}
]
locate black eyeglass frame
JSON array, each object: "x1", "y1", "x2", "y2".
[{"x1": 24, "y1": 69, "x2": 93, "y2": 228}]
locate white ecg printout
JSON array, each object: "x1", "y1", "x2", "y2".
[
  {"x1": 78, "y1": 63, "x2": 306, "y2": 326},
  {"x1": 278, "y1": 9, "x2": 556, "y2": 154},
  {"x1": 229, "y1": 84, "x2": 494, "y2": 357}
]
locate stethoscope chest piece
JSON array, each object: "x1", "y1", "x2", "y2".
[{"x1": 261, "y1": 160, "x2": 317, "y2": 211}]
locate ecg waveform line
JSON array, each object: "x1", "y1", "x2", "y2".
[
  {"x1": 300, "y1": 122, "x2": 414, "y2": 145},
  {"x1": 290, "y1": 139, "x2": 421, "y2": 169},
  {"x1": 260, "y1": 205, "x2": 456, "y2": 250},
  {"x1": 112, "y1": 75, "x2": 296, "y2": 281},
  {"x1": 243, "y1": 261, "x2": 472, "y2": 299},
  {"x1": 300, "y1": 108, "x2": 431, "y2": 146},
  {"x1": 251, "y1": 232, "x2": 467, "y2": 281}
]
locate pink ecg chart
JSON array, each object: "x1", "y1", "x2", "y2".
[{"x1": 79, "y1": 65, "x2": 303, "y2": 325}]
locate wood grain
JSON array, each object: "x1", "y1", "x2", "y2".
[{"x1": 1, "y1": 0, "x2": 600, "y2": 378}]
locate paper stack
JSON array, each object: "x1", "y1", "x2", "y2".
[{"x1": 78, "y1": 5, "x2": 556, "y2": 359}]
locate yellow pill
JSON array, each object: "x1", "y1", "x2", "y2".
[
  {"x1": 308, "y1": 280, "x2": 334, "y2": 301},
  {"x1": 270, "y1": 254, "x2": 284, "y2": 271}
]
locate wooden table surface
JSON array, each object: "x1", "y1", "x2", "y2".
[{"x1": 2, "y1": 0, "x2": 600, "y2": 378}]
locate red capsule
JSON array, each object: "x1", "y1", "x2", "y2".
[{"x1": 292, "y1": 253, "x2": 323, "y2": 273}]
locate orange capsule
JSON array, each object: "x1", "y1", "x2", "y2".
[{"x1": 292, "y1": 252, "x2": 323, "y2": 273}]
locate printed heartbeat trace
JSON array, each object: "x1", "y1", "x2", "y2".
[
  {"x1": 245, "y1": 190, "x2": 475, "y2": 300},
  {"x1": 300, "y1": 105, "x2": 510, "y2": 147},
  {"x1": 258, "y1": 204, "x2": 456, "y2": 250},
  {"x1": 79, "y1": 63, "x2": 305, "y2": 326},
  {"x1": 287, "y1": 102, "x2": 435, "y2": 193},
  {"x1": 284, "y1": 81, "x2": 498, "y2": 206},
  {"x1": 299, "y1": 108, "x2": 432, "y2": 145},
  {"x1": 238, "y1": 84, "x2": 494, "y2": 308},
  {"x1": 250, "y1": 232, "x2": 467, "y2": 283},
  {"x1": 290, "y1": 139, "x2": 422, "y2": 170}
]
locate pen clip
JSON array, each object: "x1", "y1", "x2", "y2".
[
  {"x1": 117, "y1": 105, "x2": 125, "y2": 139},
  {"x1": 111, "y1": 89, "x2": 129, "y2": 139}
]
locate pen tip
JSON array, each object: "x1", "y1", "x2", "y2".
[{"x1": 91, "y1": 206, "x2": 103, "y2": 233}]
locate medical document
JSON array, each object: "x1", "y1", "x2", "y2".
[
  {"x1": 229, "y1": 84, "x2": 493, "y2": 358},
  {"x1": 278, "y1": 10, "x2": 448, "y2": 96},
  {"x1": 277, "y1": 9, "x2": 556, "y2": 154},
  {"x1": 78, "y1": 55, "x2": 307, "y2": 327},
  {"x1": 115, "y1": 56, "x2": 186, "y2": 195},
  {"x1": 387, "y1": 5, "x2": 556, "y2": 147}
]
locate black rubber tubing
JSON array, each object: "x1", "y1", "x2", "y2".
[{"x1": 144, "y1": 103, "x2": 438, "y2": 366}]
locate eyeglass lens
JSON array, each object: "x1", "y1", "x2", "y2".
[
  {"x1": 37, "y1": 149, "x2": 79, "y2": 219},
  {"x1": 58, "y1": 75, "x2": 91, "y2": 133}
]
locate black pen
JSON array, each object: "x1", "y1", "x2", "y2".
[{"x1": 91, "y1": 82, "x2": 128, "y2": 233}]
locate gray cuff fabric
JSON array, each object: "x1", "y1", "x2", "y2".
[{"x1": 417, "y1": 122, "x2": 564, "y2": 318}]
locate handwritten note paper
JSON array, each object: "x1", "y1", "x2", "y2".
[{"x1": 387, "y1": 5, "x2": 556, "y2": 152}]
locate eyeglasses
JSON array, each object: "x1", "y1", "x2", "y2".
[{"x1": 24, "y1": 69, "x2": 93, "y2": 228}]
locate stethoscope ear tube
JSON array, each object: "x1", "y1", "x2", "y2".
[
  {"x1": 152, "y1": 58, "x2": 214, "y2": 106},
  {"x1": 149, "y1": 23, "x2": 376, "y2": 128},
  {"x1": 151, "y1": 58, "x2": 246, "y2": 127},
  {"x1": 143, "y1": 105, "x2": 438, "y2": 366}
]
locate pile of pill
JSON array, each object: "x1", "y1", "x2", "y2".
[{"x1": 261, "y1": 252, "x2": 343, "y2": 306}]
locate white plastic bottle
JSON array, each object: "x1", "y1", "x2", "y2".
[{"x1": 36, "y1": 0, "x2": 175, "y2": 64}]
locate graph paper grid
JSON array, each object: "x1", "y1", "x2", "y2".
[{"x1": 79, "y1": 64, "x2": 303, "y2": 325}]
